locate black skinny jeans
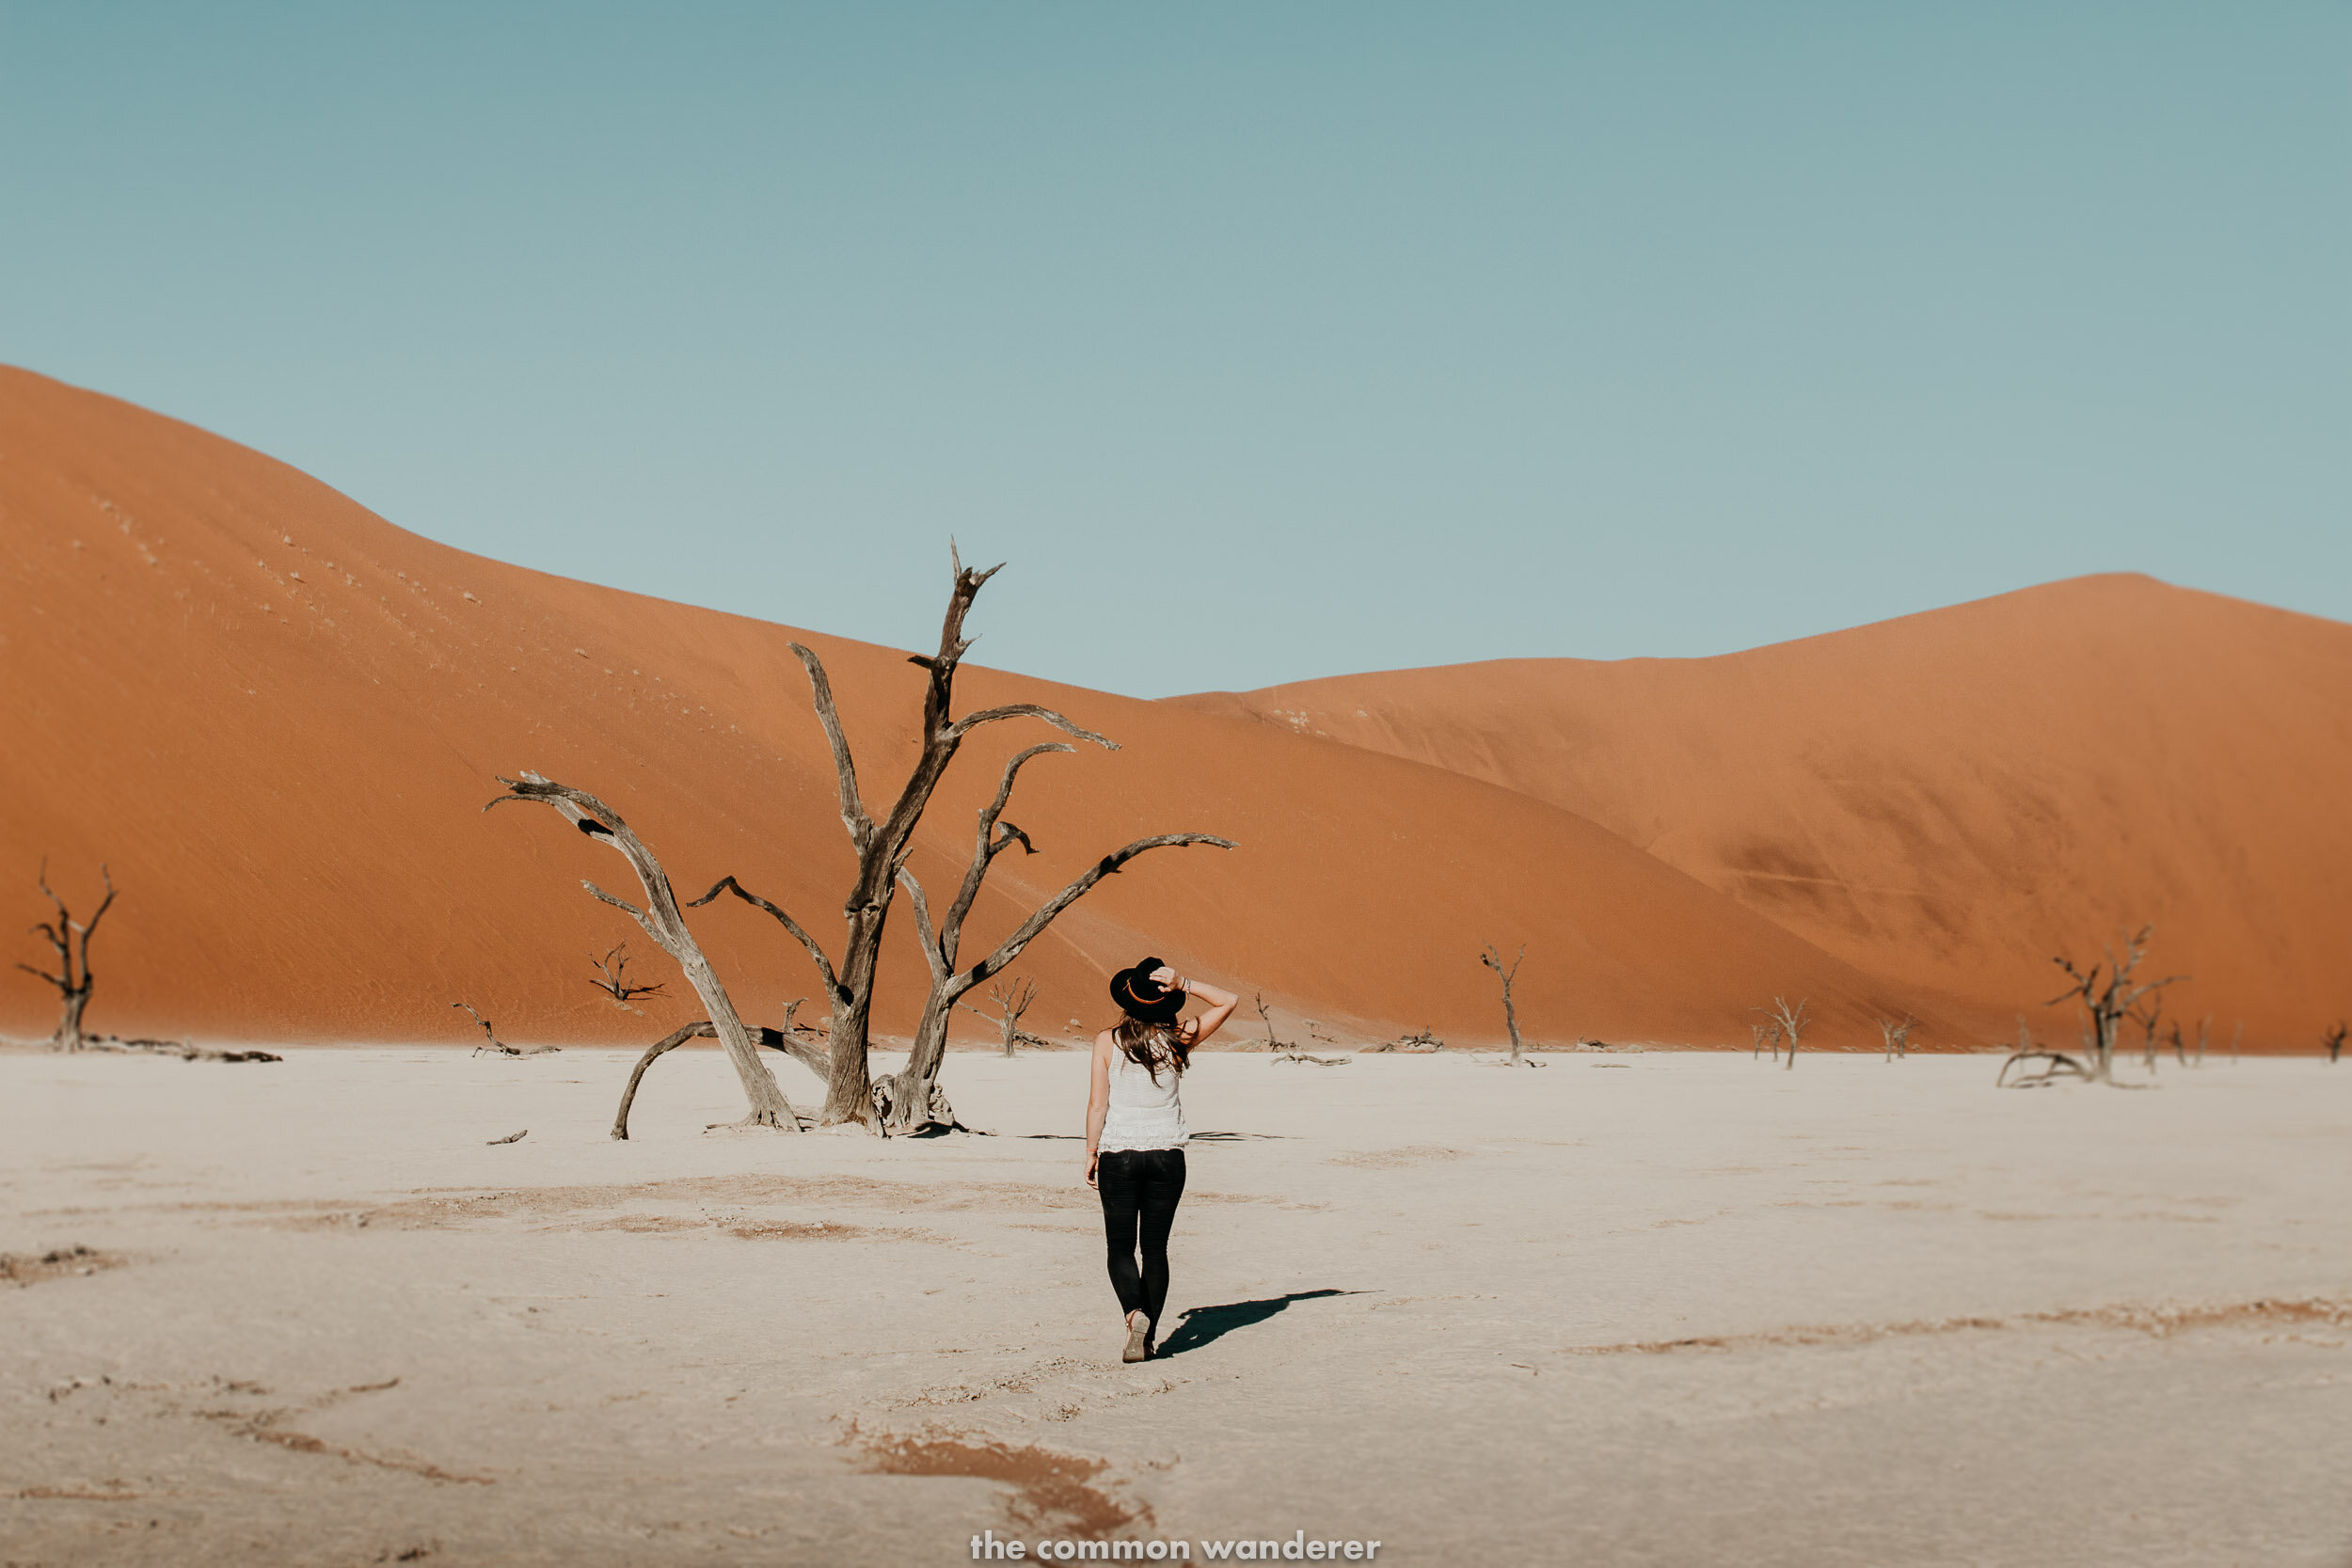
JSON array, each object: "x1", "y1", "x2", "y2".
[{"x1": 1096, "y1": 1148, "x2": 1186, "y2": 1335}]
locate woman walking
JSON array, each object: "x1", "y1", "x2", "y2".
[{"x1": 1086, "y1": 957, "x2": 1237, "y2": 1362}]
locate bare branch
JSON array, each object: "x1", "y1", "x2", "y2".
[
  {"x1": 688, "y1": 875, "x2": 844, "y2": 1005},
  {"x1": 944, "y1": 704, "x2": 1119, "y2": 749},
  {"x1": 897, "y1": 867, "x2": 948, "y2": 981},
  {"x1": 581, "y1": 879, "x2": 646, "y2": 921},
  {"x1": 787, "y1": 643, "x2": 871, "y2": 849},
  {"x1": 939, "y1": 741, "x2": 1072, "y2": 958},
  {"x1": 81, "y1": 864, "x2": 117, "y2": 952},
  {"x1": 961, "y1": 834, "x2": 1236, "y2": 997}
]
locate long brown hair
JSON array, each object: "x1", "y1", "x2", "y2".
[{"x1": 1114, "y1": 1016, "x2": 1193, "y2": 1084}]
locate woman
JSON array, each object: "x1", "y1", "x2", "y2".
[{"x1": 1085, "y1": 957, "x2": 1238, "y2": 1363}]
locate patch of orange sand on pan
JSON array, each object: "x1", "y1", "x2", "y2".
[
  {"x1": 1172, "y1": 578, "x2": 2352, "y2": 1043},
  {"x1": 1, "y1": 366, "x2": 1936, "y2": 1051}
]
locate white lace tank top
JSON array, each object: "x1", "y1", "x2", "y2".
[{"x1": 1098, "y1": 1045, "x2": 1188, "y2": 1152}]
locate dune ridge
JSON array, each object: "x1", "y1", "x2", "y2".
[
  {"x1": 2, "y1": 366, "x2": 1932, "y2": 1053},
  {"x1": 1171, "y1": 577, "x2": 2352, "y2": 1042}
]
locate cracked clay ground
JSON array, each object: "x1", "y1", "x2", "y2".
[{"x1": 4, "y1": 1048, "x2": 2349, "y2": 1567}]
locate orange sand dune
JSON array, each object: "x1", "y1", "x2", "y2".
[
  {"x1": 1, "y1": 367, "x2": 1930, "y2": 1054},
  {"x1": 1174, "y1": 578, "x2": 2352, "y2": 1044}
]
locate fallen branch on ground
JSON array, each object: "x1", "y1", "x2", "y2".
[{"x1": 453, "y1": 1002, "x2": 558, "y2": 1057}]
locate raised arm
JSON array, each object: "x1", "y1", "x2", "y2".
[
  {"x1": 1156, "y1": 967, "x2": 1239, "y2": 1046},
  {"x1": 1084, "y1": 1030, "x2": 1113, "y2": 1188}
]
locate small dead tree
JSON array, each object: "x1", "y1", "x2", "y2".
[
  {"x1": 1750, "y1": 1021, "x2": 1779, "y2": 1061},
  {"x1": 487, "y1": 774, "x2": 801, "y2": 1131},
  {"x1": 1877, "y1": 1015, "x2": 1915, "y2": 1062},
  {"x1": 589, "y1": 941, "x2": 667, "y2": 1004},
  {"x1": 2048, "y1": 926, "x2": 2182, "y2": 1085},
  {"x1": 1254, "y1": 991, "x2": 1284, "y2": 1053},
  {"x1": 1762, "y1": 996, "x2": 1808, "y2": 1070},
  {"x1": 2326, "y1": 1022, "x2": 2348, "y2": 1065},
  {"x1": 2193, "y1": 1015, "x2": 2209, "y2": 1067},
  {"x1": 2134, "y1": 990, "x2": 2166, "y2": 1074},
  {"x1": 888, "y1": 749, "x2": 1233, "y2": 1132},
  {"x1": 453, "y1": 1001, "x2": 559, "y2": 1057},
  {"x1": 1480, "y1": 942, "x2": 1528, "y2": 1066},
  {"x1": 962, "y1": 976, "x2": 1045, "y2": 1056},
  {"x1": 18, "y1": 861, "x2": 115, "y2": 1052}
]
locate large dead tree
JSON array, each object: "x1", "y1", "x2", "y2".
[
  {"x1": 18, "y1": 861, "x2": 115, "y2": 1052},
  {"x1": 2047, "y1": 926, "x2": 2181, "y2": 1085},
  {"x1": 888, "y1": 756, "x2": 1233, "y2": 1131},
  {"x1": 703, "y1": 546, "x2": 1225, "y2": 1128},
  {"x1": 1480, "y1": 942, "x2": 1529, "y2": 1066},
  {"x1": 487, "y1": 774, "x2": 802, "y2": 1131}
]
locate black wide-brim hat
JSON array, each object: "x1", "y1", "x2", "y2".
[{"x1": 1108, "y1": 957, "x2": 1184, "y2": 1024}]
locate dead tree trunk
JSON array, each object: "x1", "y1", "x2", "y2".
[
  {"x1": 774, "y1": 548, "x2": 1146, "y2": 1126},
  {"x1": 2048, "y1": 927, "x2": 2181, "y2": 1086},
  {"x1": 2326, "y1": 1023, "x2": 2348, "y2": 1064},
  {"x1": 17, "y1": 861, "x2": 115, "y2": 1053},
  {"x1": 888, "y1": 753, "x2": 1233, "y2": 1132},
  {"x1": 1480, "y1": 942, "x2": 1527, "y2": 1065},
  {"x1": 487, "y1": 774, "x2": 800, "y2": 1131},
  {"x1": 1876, "y1": 1015, "x2": 1915, "y2": 1061},
  {"x1": 1765, "y1": 996, "x2": 1808, "y2": 1070}
]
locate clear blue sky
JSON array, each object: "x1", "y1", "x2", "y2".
[{"x1": 4, "y1": 3, "x2": 2344, "y2": 696}]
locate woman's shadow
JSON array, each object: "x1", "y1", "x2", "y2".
[{"x1": 1155, "y1": 1290, "x2": 1363, "y2": 1358}]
